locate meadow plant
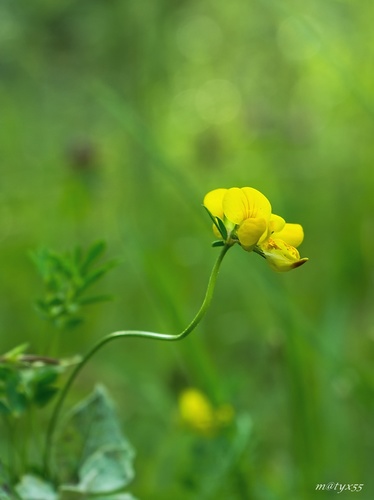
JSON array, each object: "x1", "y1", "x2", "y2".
[{"x1": 0, "y1": 187, "x2": 307, "y2": 499}]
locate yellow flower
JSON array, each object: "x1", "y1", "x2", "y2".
[
  {"x1": 178, "y1": 388, "x2": 234, "y2": 436},
  {"x1": 258, "y1": 220, "x2": 308, "y2": 272},
  {"x1": 204, "y1": 187, "x2": 272, "y2": 250},
  {"x1": 203, "y1": 186, "x2": 308, "y2": 272}
]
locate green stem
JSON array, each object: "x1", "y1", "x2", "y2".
[{"x1": 43, "y1": 244, "x2": 230, "y2": 477}]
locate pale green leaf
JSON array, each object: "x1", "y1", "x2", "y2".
[
  {"x1": 55, "y1": 386, "x2": 135, "y2": 495},
  {"x1": 60, "y1": 446, "x2": 134, "y2": 495},
  {"x1": 15, "y1": 475, "x2": 57, "y2": 500}
]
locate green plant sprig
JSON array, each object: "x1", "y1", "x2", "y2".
[
  {"x1": 43, "y1": 243, "x2": 231, "y2": 478},
  {"x1": 31, "y1": 241, "x2": 117, "y2": 333}
]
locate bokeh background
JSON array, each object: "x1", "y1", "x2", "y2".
[{"x1": 1, "y1": 0, "x2": 374, "y2": 498}]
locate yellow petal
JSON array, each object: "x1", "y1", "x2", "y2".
[
  {"x1": 203, "y1": 189, "x2": 227, "y2": 219},
  {"x1": 269, "y1": 214, "x2": 286, "y2": 233},
  {"x1": 222, "y1": 187, "x2": 250, "y2": 224},
  {"x1": 223, "y1": 187, "x2": 272, "y2": 225},
  {"x1": 237, "y1": 217, "x2": 267, "y2": 250},
  {"x1": 241, "y1": 187, "x2": 272, "y2": 221},
  {"x1": 259, "y1": 238, "x2": 308, "y2": 272},
  {"x1": 274, "y1": 223, "x2": 304, "y2": 248}
]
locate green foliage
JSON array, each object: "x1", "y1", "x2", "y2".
[
  {"x1": 0, "y1": 346, "x2": 78, "y2": 417},
  {"x1": 8, "y1": 386, "x2": 136, "y2": 499},
  {"x1": 0, "y1": 362, "x2": 57, "y2": 417},
  {"x1": 31, "y1": 242, "x2": 117, "y2": 331}
]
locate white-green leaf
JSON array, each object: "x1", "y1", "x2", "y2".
[
  {"x1": 55, "y1": 386, "x2": 135, "y2": 495},
  {"x1": 15, "y1": 475, "x2": 57, "y2": 500},
  {"x1": 60, "y1": 446, "x2": 134, "y2": 495}
]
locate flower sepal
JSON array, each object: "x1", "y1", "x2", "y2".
[
  {"x1": 203, "y1": 206, "x2": 228, "y2": 241},
  {"x1": 212, "y1": 240, "x2": 226, "y2": 248}
]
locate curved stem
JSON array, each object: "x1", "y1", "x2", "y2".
[{"x1": 43, "y1": 244, "x2": 230, "y2": 476}]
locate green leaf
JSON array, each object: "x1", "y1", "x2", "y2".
[
  {"x1": 212, "y1": 240, "x2": 225, "y2": 247},
  {"x1": 80, "y1": 241, "x2": 106, "y2": 274},
  {"x1": 55, "y1": 386, "x2": 135, "y2": 495},
  {"x1": 2, "y1": 344, "x2": 29, "y2": 363},
  {"x1": 15, "y1": 475, "x2": 57, "y2": 500},
  {"x1": 79, "y1": 262, "x2": 117, "y2": 294},
  {"x1": 33, "y1": 242, "x2": 117, "y2": 331},
  {"x1": 60, "y1": 447, "x2": 135, "y2": 496},
  {"x1": 0, "y1": 360, "x2": 72, "y2": 415}
]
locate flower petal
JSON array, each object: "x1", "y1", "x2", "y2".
[
  {"x1": 269, "y1": 214, "x2": 286, "y2": 233},
  {"x1": 222, "y1": 187, "x2": 250, "y2": 224},
  {"x1": 274, "y1": 223, "x2": 304, "y2": 248},
  {"x1": 241, "y1": 187, "x2": 272, "y2": 221},
  {"x1": 203, "y1": 188, "x2": 227, "y2": 219},
  {"x1": 237, "y1": 217, "x2": 267, "y2": 250},
  {"x1": 259, "y1": 238, "x2": 308, "y2": 272},
  {"x1": 223, "y1": 187, "x2": 272, "y2": 225}
]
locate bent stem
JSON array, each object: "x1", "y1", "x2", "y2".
[{"x1": 43, "y1": 244, "x2": 231, "y2": 477}]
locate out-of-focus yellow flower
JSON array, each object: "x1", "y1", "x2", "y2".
[
  {"x1": 203, "y1": 187, "x2": 308, "y2": 272},
  {"x1": 178, "y1": 388, "x2": 234, "y2": 436}
]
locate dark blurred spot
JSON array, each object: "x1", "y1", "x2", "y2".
[
  {"x1": 66, "y1": 138, "x2": 98, "y2": 173},
  {"x1": 168, "y1": 367, "x2": 189, "y2": 395},
  {"x1": 195, "y1": 129, "x2": 223, "y2": 168}
]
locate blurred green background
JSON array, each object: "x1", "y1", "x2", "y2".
[{"x1": 1, "y1": 0, "x2": 374, "y2": 498}]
